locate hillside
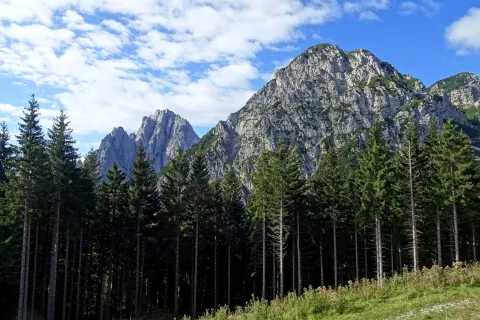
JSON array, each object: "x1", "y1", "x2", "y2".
[{"x1": 198, "y1": 265, "x2": 480, "y2": 320}]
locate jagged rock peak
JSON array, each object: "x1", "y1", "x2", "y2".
[
  {"x1": 429, "y1": 72, "x2": 480, "y2": 111},
  {"x1": 97, "y1": 109, "x2": 199, "y2": 177},
  {"x1": 198, "y1": 43, "x2": 472, "y2": 182}
]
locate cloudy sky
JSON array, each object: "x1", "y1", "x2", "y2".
[{"x1": 0, "y1": 0, "x2": 479, "y2": 155}]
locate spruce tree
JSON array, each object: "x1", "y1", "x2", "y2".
[
  {"x1": 432, "y1": 119, "x2": 473, "y2": 263},
  {"x1": 130, "y1": 142, "x2": 160, "y2": 320},
  {"x1": 391, "y1": 119, "x2": 428, "y2": 271},
  {"x1": 314, "y1": 146, "x2": 347, "y2": 287},
  {"x1": 424, "y1": 118, "x2": 444, "y2": 265},
  {"x1": 16, "y1": 95, "x2": 49, "y2": 320},
  {"x1": 47, "y1": 109, "x2": 78, "y2": 320},
  {"x1": 221, "y1": 167, "x2": 244, "y2": 307},
  {"x1": 357, "y1": 121, "x2": 390, "y2": 284},
  {"x1": 160, "y1": 148, "x2": 189, "y2": 316},
  {"x1": 248, "y1": 150, "x2": 276, "y2": 299},
  {"x1": 186, "y1": 153, "x2": 211, "y2": 319}
]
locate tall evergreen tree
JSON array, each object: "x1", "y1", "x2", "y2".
[
  {"x1": 160, "y1": 149, "x2": 189, "y2": 316},
  {"x1": 314, "y1": 146, "x2": 347, "y2": 287},
  {"x1": 357, "y1": 121, "x2": 390, "y2": 284},
  {"x1": 130, "y1": 142, "x2": 160, "y2": 320},
  {"x1": 221, "y1": 167, "x2": 244, "y2": 307},
  {"x1": 391, "y1": 119, "x2": 428, "y2": 271},
  {"x1": 424, "y1": 118, "x2": 444, "y2": 265},
  {"x1": 432, "y1": 119, "x2": 474, "y2": 263},
  {"x1": 47, "y1": 109, "x2": 78, "y2": 320},
  {"x1": 16, "y1": 96, "x2": 49, "y2": 320},
  {"x1": 186, "y1": 153, "x2": 211, "y2": 319}
]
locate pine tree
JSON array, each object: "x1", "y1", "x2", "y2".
[
  {"x1": 424, "y1": 118, "x2": 443, "y2": 265},
  {"x1": 97, "y1": 162, "x2": 129, "y2": 320},
  {"x1": 160, "y1": 148, "x2": 189, "y2": 316},
  {"x1": 248, "y1": 151, "x2": 276, "y2": 299},
  {"x1": 16, "y1": 96, "x2": 49, "y2": 320},
  {"x1": 186, "y1": 153, "x2": 211, "y2": 319},
  {"x1": 284, "y1": 143, "x2": 306, "y2": 294},
  {"x1": 314, "y1": 146, "x2": 347, "y2": 287},
  {"x1": 130, "y1": 142, "x2": 160, "y2": 320},
  {"x1": 221, "y1": 167, "x2": 244, "y2": 307},
  {"x1": 47, "y1": 109, "x2": 78, "y2": 320},
  {"x1": 432, "y1": 119, "x2": 474, "y2": 263},
  {"x1": 391, "y1": 119, "x2": 428, "y2": 271},
  {"x1": 357, "y1": 121, "x2": 390, "y2": 284}
]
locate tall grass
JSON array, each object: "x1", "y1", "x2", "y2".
[{"x1": 194, "y1": 263, "x2": 480, "y2": 320}]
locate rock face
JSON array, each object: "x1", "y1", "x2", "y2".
[
  {"x1": 190, "y1": 44, "x2": 473, "y2": 180},
  {"x1": 429, "y1": 73, "x2": 480, "y2": 117},
  {"x1": 97, "y1": 109, "x2": 199, "y2": 177}
]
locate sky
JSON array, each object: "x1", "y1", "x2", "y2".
[{"x1": 0, "y1": 0, "x2": 479, "y2": 156}]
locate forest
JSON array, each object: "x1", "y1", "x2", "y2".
[{"x1": 0, "y1": 95, "x2": 479, "y2": 320}]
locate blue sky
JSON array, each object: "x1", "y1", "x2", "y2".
[{"x1": 0, "y1": 0, "x2": 479, "y2": 156}]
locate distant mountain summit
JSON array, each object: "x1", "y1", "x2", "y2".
[
  {"x1": 97, "y1": 109, "x2": 199, "y2": 177},
  {"x1": 189, "y1": 43, "x2": 474, "y2": 180},
  {"x1": 429, "y1": 73, "x2": 480, "y2": 121}
]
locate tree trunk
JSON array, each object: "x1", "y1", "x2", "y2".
[
  {"x1": 76, "y1": 229, "x2": 83, "y2": 320},
  {"x1": 68, "y1": 241, "x2": 76, "y2": 320},
  {"x1": 296, "y1": 211, "x2": 302, "y2": 294},
  {"x1": 17, "y1": 198, "x2": 29, "y2": 320},
  {"x1": 319, "y1": 238, "x2": 324, "y2": 287},
  {"x1": 193, "y1": 212, "x2": 199, "y2": 319},
  {"x1": 62, "y1": 227, "x2": 69, "y2": 320},
  {"x1": 333, "y1": 217, "x2": 338, "y2": 288},
  {"x1": 364, "y1": 232, "x2": 368, "y2": 279},
  {"x1": 291, "y1": 235, "x2": 295, "y2": 293},
  {"x1": 23, "y1": 214, "x2": 32, "y2": 320},
  {"x1": 120, "y1": 256, "x2": 126, "y2": 320},
  {"x1": 81, "y1": 243, "x2": 90, "y2": 320},
  {"x1": 473, "y1": 225, "x2": 477, "y2": 262},
  {"x1": 390, "y1": 234, "x2": 394, "y2": 275},
  {"x1": 138, "y1": 245, "x2": 145, "y2": 319},
  {"x1": 436, "y1": 204, "x2": 442, "y2": 266},
  {"x1": 279, "y1": 202, "x2": 284, "y2": 298},
  {"x1": 135, "y1": 209, "x2": 141, "y2": 320},
  {"x1": 174, "y1": 221, "x2": 180, "y2": 316},
  {"x1": 354, "y1": 220, "x2": 359, "y2": 280},
  {"x1": 408, "y1": 142, "x2": 419, "y2": 271},
  {"x1": 452, "y1": 197, "x2": 460, "y2": 263},
  {"x1": 47, "y1": 191, "x2": 61, "y2": 320},
  {"x1": 272, "y1": 252, "x2": 276, "y2": 298},
  {"x1": 30, "y1": 223, "x2": 39, "y2": 320},
  {"x1": 163, "y1": 265, "x2": 168, "y2": 312},
  {"x1": 214, "y1": 225, "x2": 218, "y2": 310},
  {"x1": 375, "y1": 214, "x2": 383, "y2": 285},
  {"x1": 262, "y1": 211, "x2": 266, "y2": 300},
  {"x1": 227, "y1": 241, "x2": 231, "y2": 309}
]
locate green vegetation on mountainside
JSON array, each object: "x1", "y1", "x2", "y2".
[{"x1": 197, "y1": 264, "x2": 480, "y2": 320}]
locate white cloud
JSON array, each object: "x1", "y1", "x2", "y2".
[
  {"x1": 0, "y1": 0, "x2": 346, "y2": 136},
  {"x1": 359, "y1": 11, "x2": 380, "y2": 20},
  {"x1": 400, "y1": 0, "x2": 441, "y2": 16},
  {"x1": 344, "y1": 0, "x2": 389, "y2": 20},
  {"x1": 445, "y1": 7, "x2": 480, "y2": 55}
]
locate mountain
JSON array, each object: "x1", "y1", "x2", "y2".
[
  {"x1": 429, "y1": 72, "x2": 480, "y2": 121},
  {"x1": 189, "y1": 43, "x2": 474, "y2": 181},
  {"x1": 97, "y1": 109, "x2": 199, "y2": 177}
]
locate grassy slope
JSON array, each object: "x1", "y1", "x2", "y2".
[{"x1": 196, "y1": 265, "x2": 480, "y2": 320}]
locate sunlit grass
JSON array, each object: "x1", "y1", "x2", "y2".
[{"x1": 192, "y1": 264, "x2": 480, "y2": 320}]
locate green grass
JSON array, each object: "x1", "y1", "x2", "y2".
[
  {"x1": 429, "y1": 72, "x2": 474, "y2": 93},
  {"x1": 196, "y1": 264, "x2": 480, "y2": 320}
]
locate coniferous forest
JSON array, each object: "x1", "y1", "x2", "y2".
[{"x1": 1, "y1": 95, "x2": 480, "y2": 320}]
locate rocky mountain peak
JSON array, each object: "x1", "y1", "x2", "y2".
[
  {"x1": 429, "y1": 72, "x2": 480, "y2": 121},
  {"x1": 97, "y1": 109, "x2": 199, "y2": 177},
  {"x1": 195, "y1": 43, "x2": 473, "y2": 181}
]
